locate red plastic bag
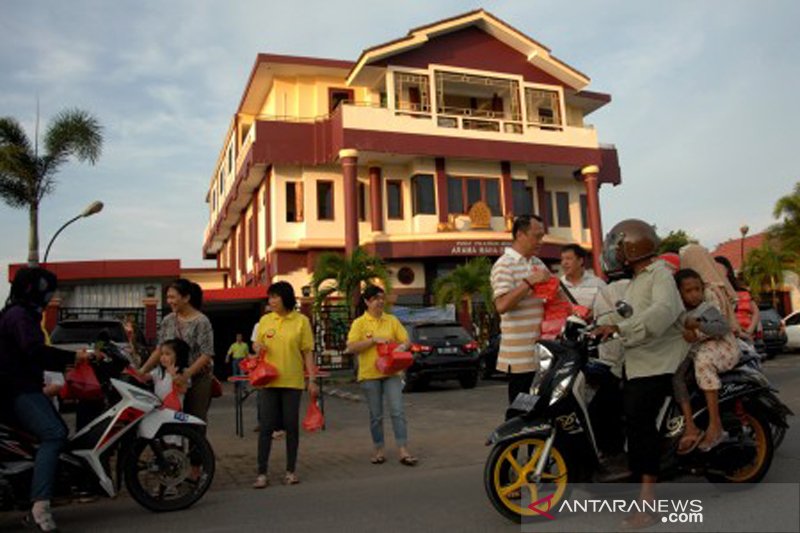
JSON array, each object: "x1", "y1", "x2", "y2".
[
  {"x1": 541, "y1": 300, "x2": 573, "y2": 340},
  {"x1": 532, "y1": 276, "x2": 560, "y2": 300},
  {"x1": 249, "y1": 359, "x2": 280, "y2": 387},
  {"x1": 302, "y1": 392, "x2": 324, "y2": 432},
  {"x1": 161, "y1": 384, "x2": 182, "y2": 411},
  {"x1": 211, "y1": 376, "x2": 223, "y2": 398},
  {"x1": 238, "y1": 357, "x2": 258, "y2": 374},
  {"x1": 375, "y1": 343, "x2": 413, "y2": 374},
  {"x1": 62, "y1": 361, "x2": 103, "y2": 401}
]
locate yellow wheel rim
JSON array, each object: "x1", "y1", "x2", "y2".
[
  {"x1": 492, "y1": 438, "x2": 568, "y2": 517},
  {"x1": 726, "y1": 413, "x2": 768, "y2": 482}
]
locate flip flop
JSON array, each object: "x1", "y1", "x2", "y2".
[
  {"x1": 283, "y1": 472, "x2": 300, "y2": 485},
  {"x1": 399, "y1": 455, "x2": 418, "y2": 466},
  {"x1": 370, "y1": 455, "x2": 386, "y2": 464},
  {"x1": 676, "y1": 430, "x2": 705, "y2": 455},
  {"x1": 621, "y1": 511, "x2": 660, "y2": 530},
  {"x1": 698, "y1": 430, "x2": 729, "y2": 453}
]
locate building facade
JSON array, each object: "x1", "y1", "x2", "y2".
[{"x1": 203, "y1": 10, "x2": 621, "y2": 302}]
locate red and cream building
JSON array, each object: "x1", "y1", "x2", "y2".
[{"x1": 203, "y1": 10, "x2": 621, "y2": 303}]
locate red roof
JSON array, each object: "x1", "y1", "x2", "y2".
[
  {"x1": 203, "y1": 286, "x2": 267, "y2": 303},
  {"x1": 711, "y1": 233, "x2": 766, "y2": 272},
  {"x1": 8, "y1": 260, "x2": 181, "y2": 282}
]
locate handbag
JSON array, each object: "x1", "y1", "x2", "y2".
[
  {"x1": 375, "y1": 343, "x2": 414, "y2": 374},
  {"x1": 302, "y1": 391, "x2": 325, "y2": 432},
  {"x1": 62, "y1": 360, "x2": 103, "y2": 401}
]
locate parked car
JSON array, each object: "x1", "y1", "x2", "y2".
[
  {"x1": 755, "y1": 305, "x2": 787, "y2": 358},
  {"x1": 783, "y1": 310, "x2": 800, "y2": 352},
  {"x1": 478, "y1": 333, "x2": 500, "y2": 379},
  {"x1": 50, "y1": 319, "x2": 134, "y2": 363},
  {"x1": 403, "y1": 322, "x2": 480, "y2": 390}
]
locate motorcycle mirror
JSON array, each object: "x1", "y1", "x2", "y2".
[{"x1": 615, "y1": 300, "x2": 633, "y2": 319}]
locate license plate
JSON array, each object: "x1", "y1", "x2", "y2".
[{"x1": 438, "y1": 347, "x2": 459, "y2": 354}]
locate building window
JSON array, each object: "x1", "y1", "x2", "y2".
[
  {"x1": 555, "y1": 191, "x2": 571, "y2": 228},
  {"x1": 397, "y1": 267, "x2": 415, "y2": 286},
  {"x1": 524, "y1": 88, "x2": 562, "y2": 129},
  {"x1": 286, "y1": 182, "x2": 304, "y2": 222},
  {"x1": 357, "y1": 182, "x2": 367, "y2": 222},
  {"x1": 218, "y1": 169, "x2": 224, "y2": 196},
  {"x1": 447, "y1": 177, "x2": 502, "y2": 215},
  {"x1": 543, "y1": 191, "x2": 554, "y2": 228},
  {"x1": 394, "y1": 72, "x2": 430, "y2": 114},
  {"x1": 580, "y1": 194, "x2": 589, "y2": 229},
  {"x1": 512, "y1": 181, "x2": 534, "y2": 215},
  {"x1": 386, "y1": 180, "x2": 403, "y2": 220},
  {"x1": 317, "y1": 181, "x2": 334, "y2": 220},
  {"x1": 412, "y1": 175, "x2": 436, "y2": 215},
  {"x1": 329, "y1": 88, "x2": 354, "y2": 113},
  {"x1": 435, "y1": 71, "x2": 521, "y2": 123},
  {"x1": 227, "y1": 144, "x2": 234, "y2": 174}
]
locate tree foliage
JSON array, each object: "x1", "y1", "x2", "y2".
[
  {"x1": 0, "y1": 109, "x2": 103, "y2": 264},
  {"x1": 310, "y1": 247, "x2": 391, "y2": 315},
  {"x1": 432, "y1": 257, "x2": 495, "y2": 320},
  {"x1": 657, "y1": 229, "x2": 697, "y2": 254},
  {"x1": 742, "y1": 240, "x2": 796, "y2": 306}
]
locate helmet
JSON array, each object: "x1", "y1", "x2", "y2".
[
  {"x1": 602, "y1": 219, "x2": 660, "y2": 277},
  {"x1": 8, "y1": 267, "x2": 58, "y2": 311}
]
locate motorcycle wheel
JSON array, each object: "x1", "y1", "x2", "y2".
[
  {"x1": 771, "y1": 423, "x2": 786, "y2": 449},
  {"x1": 706, "y1": 405, "x2": 773, "y2": 484},
  {"x1": 484, "y1": 436, "x2": 570, "y2": 523},
  {"x1": 124, "y1": 424, "x2": 215, "y2": 512}
]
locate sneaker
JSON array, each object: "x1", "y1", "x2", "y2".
[{"x1": 24, "y1": 510, "x2": 58, "y2": 532}]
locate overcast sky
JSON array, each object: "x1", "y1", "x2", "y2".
[{"x1": 1, "y1": 0, "x2": 798, "y2": 302}]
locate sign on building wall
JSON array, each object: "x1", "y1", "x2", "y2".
[{"x1": 449, "y1": 241, "x2": 508, "y2": 256}]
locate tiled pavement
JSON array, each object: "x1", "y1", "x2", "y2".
[{"x1": 206, "y1": 378, "x2": 509, "y2": 490}]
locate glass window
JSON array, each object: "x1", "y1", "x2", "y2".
[
  {"x1": 357, "y1": 183, "x2": 367, "y2": 222},
  {"x1": 448, "y1": 177, "x2": 464, "y2": 214},
  {"x1": 580, "y1": 194, "x2": 589, "y2": 229},
  {"x1": 286, "y1": 182, "x2": 304, "y2": 222},
  {"x1": 412, "y1": 175, "x2": 436, "y2": 215},
  {"x1": 512, "y1": 181, "x2": 533, "y2": 215},
  {"x1": 524, "y1": 88, "x2": 562, "y2": 128},
  {"x1": 329, "y1": 88, "x2": 353, "y2": 112},
  {"x1": 556, "y1": 191, "x2": 571, "y2": 228},
  {"x1": 387, "y1": 180, "x2": 403, "y2": 219},
  {"x1": 466, "y1": 179, "x2": 482, "y2": 209},
  {"x1": 317, "y1": 181, "x2": 334, "y2": 220},
  {"x1": 435, "y1": 71, "x2": 521, "y2": 121},
  {"x1": 485, "y1": 180, "x2": 501, "y2": 216},
  {"x1": 543, "y1": 191, "x2": 554, "y2": 227}
]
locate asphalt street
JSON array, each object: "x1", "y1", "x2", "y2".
[{"x1": 2, "y1": 353, "x2": 799, "y2": 532}]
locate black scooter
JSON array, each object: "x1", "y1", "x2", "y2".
[{"x1": 483, "y1": 303, "x2": 792, "y2": 523}]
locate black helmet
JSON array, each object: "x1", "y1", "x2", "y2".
[
  {"x1": 602, "y1": 219, "x2": 660, "y2": 277},
  {"x1": 8, "y1": 267, "x2": 58, "y2": 311}
]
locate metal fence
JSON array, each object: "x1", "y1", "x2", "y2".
[{"x1": 57, "y1": 307, "x2": 166, "y2": 325}]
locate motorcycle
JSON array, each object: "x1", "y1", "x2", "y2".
[
  {"x1": 0, "y1": 346, "x2": 215, "y2": 515},
  {"x1": 483, "y1": 302, "x2": 793, "y2": 523}
]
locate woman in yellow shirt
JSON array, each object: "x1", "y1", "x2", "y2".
[
  {"x1": 346, "y1": 285, "x2": 417, "y2": 466},
  {"x1": 251, "y1": 282, "x2": 317, "y2": 488}
]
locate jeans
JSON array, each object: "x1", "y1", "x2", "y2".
[
  {"x1": 361, "y1": 376, "x2": 407, "y2": 448},
  {"x1": 257, "y1": 388, "x2": 301, "y2": 474},
  {"x1": 12, "y1": 393, "x2": 68, "y2": 502}
]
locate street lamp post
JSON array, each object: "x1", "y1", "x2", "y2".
[
  {"x1": 739, "y1": 224, "x2": 749, "y2": 271},
  {"x1": 43, "y1": 200, "x2": 104, "y2": 263}
]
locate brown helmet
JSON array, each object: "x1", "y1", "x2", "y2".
[{"x1": 601, "y1": 219, "x2": 660, "y2": 276}]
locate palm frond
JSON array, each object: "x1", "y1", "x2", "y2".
[
  {"x1": 43, "y1": 108, "x2": 103, "y2": 166},
  {"x1": 0, "y1": 117, "x2": 34, "y2": 154}
]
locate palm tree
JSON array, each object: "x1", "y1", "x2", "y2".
[
  {"x1": 310, "y1": 247, "x2": 392, "y2": 315},
  {"x1": 771, "y1": 182, "x2": 800, "y2": 251},
  {"x1": 432, "y1": 257, "x2": 495, "y2": 331},
  {"x1": 0, "y1": 109, "x2": 103, "y2": 265},
  {"x1": 742, "y1": 240, "x2": 796, "y2": 307}
]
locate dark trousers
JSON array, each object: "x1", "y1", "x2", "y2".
[
  {"x1": 257, "y1": 388, "x2": 302, "y2": 474},
  {"x1": 624, "y1": 374, "x2": 673, "y2": 477},
  {"x1": 506, "y1": 372, "x2": 535, "y2": 420},
  {"x1": 587, "y1": 371, "x2": 625, "y2": 456}
]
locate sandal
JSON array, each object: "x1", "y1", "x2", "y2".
[
  {"x1": 283, "y1": 472, "x2": 300, "y2": 485},
  {"x1": 698, "y1": 430, "x2": 729, "y2": 452},
  {"x1": 399, "y1": 455, "x2": 418, "y2": 466},
  {"x1": 371, "y1": 455, "x2": 386, "y2": 464},
  {"x1": 252, "y1": 474, "x2": 268, "y2": 489},
  {"x1": 676, "y1": 430, "x2": 705, "y2": 455}
]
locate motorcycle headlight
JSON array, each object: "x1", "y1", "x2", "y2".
[{"x1": 549, "y1": 375, "x2": 574, "y2": 406}]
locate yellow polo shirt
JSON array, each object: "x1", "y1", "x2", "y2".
[
  {"x1": 254, "y1": 311, "x2": 313, "y2": 389},
  {"x1": 347, "y1": 312, "x2": 409, "y2": 382}
]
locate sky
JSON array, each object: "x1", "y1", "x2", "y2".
[{"x1": 1, "y1": 0, "x2": 798, "y2": 302}]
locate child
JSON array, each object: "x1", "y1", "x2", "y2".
[
  {"x1": 147, "y1": 338, "x2": 191, "y2": 409},
  {"x1": 673, "y1": 268, "x2": 740, "y2": 454}
]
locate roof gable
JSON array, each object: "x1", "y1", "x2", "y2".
[
  {"x1": 347, "y1": 9, "x2": 589, "y2": 89},
  {"x1": 372, "y1": 26, "x2": 566, "y2": 87}
]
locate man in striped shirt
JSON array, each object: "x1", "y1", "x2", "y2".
[{"x1": 490, "y1": 215, "x2": 551, "y2": 411}]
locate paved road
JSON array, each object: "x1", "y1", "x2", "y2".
[{"x1": 2, "y1": 355, "x2": 799, "y2": 532}]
